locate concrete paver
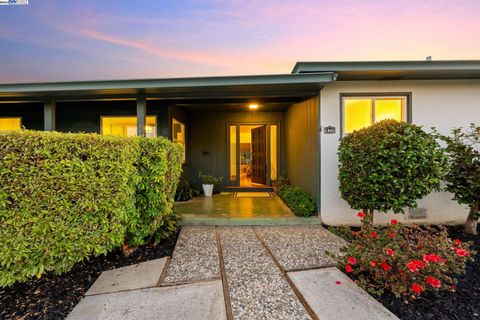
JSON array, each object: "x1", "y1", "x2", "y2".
[
  {"x1": 289, "y1": 267, "x2": 399, "y2": 320},
  {"x1": 67, "y1": 280, "x2": 226, "y2": 320},
  {"x1": 85, "y1": 258, "x2": 167, "y2": 296}
]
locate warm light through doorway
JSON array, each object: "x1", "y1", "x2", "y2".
[{"x1": 248, "y1": 104, "x2": 258, "y2": 110}]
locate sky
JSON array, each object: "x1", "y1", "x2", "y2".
[{"x1": 0, "y1": 0, "x2": 479, "y2": 83}]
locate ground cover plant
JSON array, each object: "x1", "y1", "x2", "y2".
[
  {"x1": 0, "y1": 131, "x2": 183, "y2": 287},
  {"x1": 277, "y1": 185, "x2": 316, "y2": 217}
]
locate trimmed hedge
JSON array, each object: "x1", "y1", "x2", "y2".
[
  {"x1": 278, "y1": 185, "x2": 316, "y2": 217},
  {"x1": 0, "y1": 131, "x2": 182, "y2": 286}
]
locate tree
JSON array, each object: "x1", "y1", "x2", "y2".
[
  {"x1": 338, "y1": 120, "x2": 445, "y2": 226},
  {"x1": 440, "y1": 124, "x2": 480, "y2": 235}
]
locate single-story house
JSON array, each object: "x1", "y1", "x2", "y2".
[{"x1": 1, "y1": 60, "x2": 479, "y2": 225}]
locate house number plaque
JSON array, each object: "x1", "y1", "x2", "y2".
[{"x1": 323, "y1": 126, "x2": 336, "y2": 134}]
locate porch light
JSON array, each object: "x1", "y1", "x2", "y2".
[{"x1": 249, "y1": 104, "x2": 258, "y2": 110}]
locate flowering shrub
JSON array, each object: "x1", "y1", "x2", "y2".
[{"x1": 336, "y1": 215, "x2": 475, "y2": 300}]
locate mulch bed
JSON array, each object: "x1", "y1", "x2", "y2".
[
  {"x1": 0, "y1": 232, "x2": 179, "y2": 320},
  {"x1": 375, "y1": 226, "x2": 480, "y2": 320}
]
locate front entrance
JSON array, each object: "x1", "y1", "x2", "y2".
[{"x1": 229, "y1": 123, "x2": 278, "y2": 188}]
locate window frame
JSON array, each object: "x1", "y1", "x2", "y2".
[
  {"x1": 171, "y1": 117, "x2": 187, "y2": 163},
  {"x1": 0, "y1": 116, "x2": 22, "y2": 131},
  {"x1": 340, "y1": 92, "x2": 412, "y2": 138},
  {"x1": 100, "y1": 115, "x2": 158, "y2": 137}
]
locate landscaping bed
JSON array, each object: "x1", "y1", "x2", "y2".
[
  {"x1": 0, "y1": 232, "x2": 179, "y2": 320},
  {"x1": 375, "y1": 226, "x2": 479, "y2": 320}
]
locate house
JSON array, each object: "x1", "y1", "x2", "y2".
[{"x1": 1, "y1": 60, "x2": 479, "y2": 225}]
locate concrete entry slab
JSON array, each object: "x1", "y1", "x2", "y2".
[
  {"x1": 255, "y1": 226, "x2": 347, "y2": 271},
  {"x1": 67, "y1": 280, "x2": 226, "y2": 320},
  {"x1": 289, "y1": 268, "x2": 399, "y2": 320},
  {"x1": 163, "y1": 226, "x2": 220, "y2": 284},
  {"x1": 85, "y1": 258, "x2": 167, "y2": 296}
]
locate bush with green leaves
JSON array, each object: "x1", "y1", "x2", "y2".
[
  {"x1": 0, "y1": 131, "x2": 183, "y2": 286},
  {"x1": 334, "y1": 216, "x2": 474, "y2": 300},
  {"x1": 439, "y1": 124, "x2": 480, "y2": 234},
  {"x1": 175, "y1": 181, "x2": 200, "y2": 202},
  {"x1": 338, "y1": 120, "x2": 445, "y2": 224},
  {"x1": 278, "y1": 186, "x2": 316, "y2": 217},
  {"x1": 198, "y1": 172, "x2": 223, "y2": 185}
]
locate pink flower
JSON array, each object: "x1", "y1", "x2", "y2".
[
  {"x1": 370, "y1": 231, "x2": 378, "y2": 239},
  {"x1": 390, "y1": 219, "x2": 398, "y2": 225},
  {"x1": 347, "y1": 256, "x2": 357, "y2": 265},
  {"x1": 335, "y1": 280, "x2": 341, "y2": 285},
  {"x1": 345, "y1": 264, "x2": 353, "y2": 273},
  {"x1": 357, "y1": 212, "x2": 366, "y2": 219},
  {"x1": 370, "y1": 260, "x2": 377, "y2": 267},
  {"x1": 381, "y1": 261, "x2": 392, "y2": 271},
  {"x1": 454, "y1": 248, "x2": 469, "y2": 257},
  {"x1": 411, "y1": 283, "x2": 424, "y2": 294},
  {"x1": 426, "y1": 276, "x2": 441, "y2": 288},
  {"x1": 386, "y1": 249, "x2": 395, "y2": 256}
]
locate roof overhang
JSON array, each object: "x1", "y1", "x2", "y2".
[
  {"x1": 292, "y1": 60, "x2": 480, "y2": 80},
  {"x1": 0, "y1": 73, "x2": 335, "y2": 102}
]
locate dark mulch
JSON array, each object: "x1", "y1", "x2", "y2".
[
  {"x1": 375, "y1": 226, "x2": 480, "y2": 320},
  {"x1": 0, "y1": 232, "x2": 179, "y2": 320}
]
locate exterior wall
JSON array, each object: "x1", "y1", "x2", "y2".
[
  {"x1": 285, "y1": 96, "x2": 319, "y2": 200},
  {"x1": 187, "y1": 111, "x2": 286, "y2": 188},
  {"x1": 0, "y1": 102, "x2": 44, "y2": 130},
  {"x1": 320, "y1": 79, "x2": 480, "y2": 226}
]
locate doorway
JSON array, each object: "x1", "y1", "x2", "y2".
[{"x1": 229, "y1": 123, "x2": 279, "y2": 188}]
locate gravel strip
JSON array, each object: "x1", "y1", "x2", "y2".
[
  {"x1": 163, "y1": 226, "x2": 220, "y2": 284},
  {"x1": 255, "y1": 226, "x2": 347, "y2": 271},
  {"x1": 219, "y1": 227, "x2": 311, "y2": 320}
]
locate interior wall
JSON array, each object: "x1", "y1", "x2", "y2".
[
  {"x1": 186, "y1": 111, "x2": 285, "y2": 188},
  {"x1": 285, "y1": 96, "x2": 319, "y2": 200}
]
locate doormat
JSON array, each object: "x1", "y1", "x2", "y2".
[{"x1": 234, "y1": 192, "x2": 274, "y2": 198}]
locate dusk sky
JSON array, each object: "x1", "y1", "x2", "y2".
[{"x1": 1, "y1": 0, "x2": 479, "y2": 83}]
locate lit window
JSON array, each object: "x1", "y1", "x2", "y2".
[
  {"x1": 0, "y1": 117, "x2": 21, "y2": 131},
  {"x1": 172, "y1": 118, "x2": 186, "y2": 162},
  {"x1": 229, "y1": 125, "x2": 237, "y2": 181},
  {"x1": 270, "y1": 124, "x2": 278, "y2": 180},
  {"x1": 101, "y1": 116, "x2": 157, "y2": 137},
  {"x1": 342, "y1": 96, "x2": 407, "y2": 135}
]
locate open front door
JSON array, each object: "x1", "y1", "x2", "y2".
[{"x1": 251, "y1": 125, "x2": 267, "y2": 184}]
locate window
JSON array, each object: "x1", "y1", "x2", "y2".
[
  {"x1": 342, "y1": 96, "x2": 407, "y2": 135},
  {"x1": 0, "y1": 117, "x2": 21, "y2": 131},
  {"x1": 172, "y1": 118, "x2": 186, "y2": 162},
  {"x1": 229, "y1": 125, "x2": 237, "y2": 182},
  {"x1": 270, "y1": 124, "x2": 278, "y2": 180},
  {"x1": 101, "y1": 116, "x2": 157, "y2": 138}
]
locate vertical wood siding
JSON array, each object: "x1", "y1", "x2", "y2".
[{"x1": 285, "y1": 96, "x2": 319, "y2": 199}]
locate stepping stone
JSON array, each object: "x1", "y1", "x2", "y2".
[
  {"x1": 67, "y1": 280, "x2": 226, "y2": 320},
  {"x1": 86, "y1": 258, "x2": 167, "y2": 296},
  {"x1": 255, "y1": 226, "x2": 347, "y2": 271},
  {"x1": 289, "y1": 268, "x2": 399, "y2": 320},
  {"x1": 219, "y1": 227, "x2": 311, "y2": 320},
  {"x1": 163, "y1": 226, "x2": 220, "y2": 284}
]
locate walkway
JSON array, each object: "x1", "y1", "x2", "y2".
[{"x1": 68, "y1": 226, "x2": 399, "y2": 320}]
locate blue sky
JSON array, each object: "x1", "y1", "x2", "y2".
[{"x1": 0, "y1": 0, "x2": 479, "y2": 83}]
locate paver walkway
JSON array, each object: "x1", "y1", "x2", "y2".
[{"x1": 68, "y1": 226, "x2": 398, "y2": 320}]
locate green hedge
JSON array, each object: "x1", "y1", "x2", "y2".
[
  {"x1": 0, "y1": 131, "x2": 182, "y2": 286},
  {"x1": 278, "y1": 186, "x2": 316, "y2": 217}
]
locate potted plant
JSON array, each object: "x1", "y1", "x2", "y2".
[{"x1": 198, "y1": 172, "x2": 223, "y2": 197}]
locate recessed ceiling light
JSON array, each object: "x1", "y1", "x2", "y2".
[{"x1": 249, "y1": 104, "x2": 258, "y2": 110}]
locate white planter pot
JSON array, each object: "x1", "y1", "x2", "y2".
[{"x1": 202, "y1": 184, "x2": 214, "y2": 197}]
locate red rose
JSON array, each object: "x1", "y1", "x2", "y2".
[
  {"x1": 345, "y1": 264, "x2": 353, "y2": 273},
  {"x1": 390, "y1": 219, "x2": 398, "y2": 225},
  {"x1": 439, "y1": 258, "x2": 447, "y2": 264},
  {"x1": 371, "y1": 231, "x2": 377, "y2": 239},
  {"x1": 454, "y1": 248, "x2": 469, "y2": 257},
  {"x1": 411, "y1": 283, "x2": 424, "y2": 294},
  {"x1": 335, "y1": 280, "x2": 341, "y2": 285},
  {"x1": 453, "y1": 239, "x2": 462, "y2": 245},
  {"x1": 357, "y1": 212, "x2": 366, "y2": 218},
  {"x1": 426, "y1": 276, "x2": 441, "y2": 288},
  {"x1": 370, "y1": 260, "x2": 377, "y2": 267},
  {"x1": 380, "y1": 261, "x2": 391, "y2": 271},
  {"x1": 386, "y1": 248, "x2": 395, "y2": 256},
  {"x1": 423, "y1": 254, "x2": 440, "y2": 263},
  {"x1": 407, "y1": 259, "x2": 424, "y2": 272},
  {"x1": 388, "y1": 231, "x2": 394, "y2": 239},
  {"x1": 347, "y1": 256, "x2": 357, "y2": 265}
]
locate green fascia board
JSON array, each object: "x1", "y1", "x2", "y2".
[
  {"x1": 291, "y1": 60, "x2": 480, "y2": 74},
  {"x1": 0, "y1": 73, "x2": 335, "y2": 99}
]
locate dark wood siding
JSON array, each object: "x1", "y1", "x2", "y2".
[{"x1": 285, "y1": 96, "x2": 319, "y2": 200}]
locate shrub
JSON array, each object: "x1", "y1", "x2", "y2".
[
  {"x1": 0, "y1": 131, "x2": 183, "y2": 286},
  {"x1": 278, "y1": 186, "x2": 316, "y2": 217},
  {"x1": 335, "y1": 216, "x2": 475, "y2": 300},
  {"x1": 438, "y1": 124, "x2": 480, "y2": 234},
  {"x1": 0, "y1": 131, "x2": 137, "y2": 286},
  {"x1": 338, "y1": 120, "x2": 445, "y2": 224},
  {"x1": 175, "y1": 181, "x2": 200, "y2": 202},
  {"x1": 127, "y1": 137, "x2": 183, "y2": 245}
]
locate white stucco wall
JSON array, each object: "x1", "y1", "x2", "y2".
[{"x1": 320, "y1": 79, "x2": 480, "y2": 226}]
